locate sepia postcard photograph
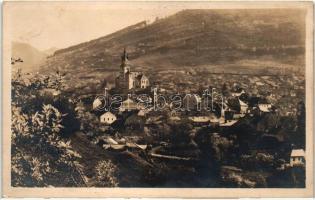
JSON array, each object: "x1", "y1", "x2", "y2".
[{"x1": 2, "y1": 0, "x2": 314, "y2": 198}]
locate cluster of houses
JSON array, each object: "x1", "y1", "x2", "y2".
[
  {"x1": 91, "y1": 48, "x2": 305, "y2": 167},
  {"x1": 93, "y1": 49, "x2": 277, "y2": 127}
]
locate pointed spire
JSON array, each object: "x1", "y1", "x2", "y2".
[{"x1": 121, "y1": 47, "x2": 128, "y2": 62}]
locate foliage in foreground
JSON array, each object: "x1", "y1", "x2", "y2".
[
  {"x1": 11, "y1": 71, "x2": 84, "y2": 186},
  {"x1": 11, "y1": 70, "x2": 120, "y2": 187},
  {"x1": 95, "y1": 160, "x2": 119, "y2": 187}
]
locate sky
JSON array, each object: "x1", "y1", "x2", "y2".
[{"x1": 5, "y1": 2, "x2": 184, "y2": 51}]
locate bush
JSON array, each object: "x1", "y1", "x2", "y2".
[
  {"x1": 95, "y1": 160, "x2": 119, "y2": 187},
  {"x1": 11, "y1": 71, "x2": 83, "y2": 186},
  {"x1": 240, "y1": 152, "x2": 274, "y2": 170},
  {"x1": 11, "y1": 104, "x2": 83, "y2": 186}
]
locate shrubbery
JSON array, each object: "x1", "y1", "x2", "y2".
[
  {"x1": 95, "y1": 160, "x2": 119, "y2": 187},
  {"x1": 11, "y1": 71, "x2": 83, "y2": 186}
]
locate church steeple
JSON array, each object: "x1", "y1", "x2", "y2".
[
  {"x1": 121, "y1": 48, "x2": 129, "y2": 63},
  {"x1": 115, "y1": 47, "x2": 150, "y2": 90},
  {"x1": 120, "y1": 48, "x2": 130, "y2": 74}
]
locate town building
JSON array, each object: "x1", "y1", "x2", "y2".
[
  {"x1": 290, "y1": 149, "x2": 305, "y2": 166},
  {"x1": 137, "y1": 109, "x2": 149, "y2": 117},
  {"x1": 93, "y1": 88, "x2": 108, "y2": 111},
  {"x1": 231, "y1": 89, "x2": 245, "y2": 97},
  {"x1": 188, "y1": 116, "x2": 210, "y2": 126},
  {"x1": 119, "y1": 98, "x2": 142, "y2": 112},
  {"x1": 100, "y1": 111, "x2": 117, "y2": 125},
  {"x1": 93, "y1": 98, "x2": 102, "y2": 110},
  {"x1": 115, "y1": 48, "x2": 150, "y2": 90},
  {"x1": 239, "y1": 99, "x2": 249, "y2": 114},
  {"x1": 258, "y1": 103, "x2": 272, "y2": 113},
  {"x1": 219, "y1": 119, "x2": 238, "y2": 127},
  {"x1": 183, "y1": 94, "x2": 202, "y2": 111}
]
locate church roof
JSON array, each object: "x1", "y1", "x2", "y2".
[{"x1": 135, "y1": 74, "x2": 147, "y2": 81}]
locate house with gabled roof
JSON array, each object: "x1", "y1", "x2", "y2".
[
  {"x1": 290, "y1": 149, "x2": 305, "y2": 167},
  {"x1": 100, "y1": 111, "x2": 117, "y2": 125}
]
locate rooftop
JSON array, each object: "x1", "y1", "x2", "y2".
[{"x1": 291, "y1": 149, "x2": 305, "y2": 157}]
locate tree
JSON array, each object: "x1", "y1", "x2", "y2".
[
  {"x1": 222, "y1": 83, "x2": 229, "y2": 97},
  {"x1": 169, "y1": 119, "x2": 193, "y2": 144},
  {"x1": 124, "y1": 114, "x2": 144, "y2": 131},
  {"x1": 95, "y1": 160, "x2": 119, "y2": 187},
  {"x1": 296, "y1": 101, "x2": 305, "y2": 148}
]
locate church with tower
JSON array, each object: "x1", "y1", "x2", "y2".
[{"x1": 115, "y1": 48, "x2": 150, "y2": 90}]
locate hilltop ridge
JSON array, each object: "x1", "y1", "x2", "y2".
[{"x1": 42, "y1": 9, "x2": 305, "y2": 80}]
